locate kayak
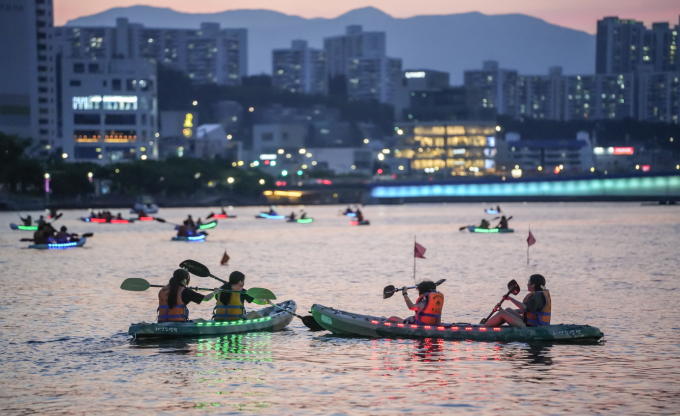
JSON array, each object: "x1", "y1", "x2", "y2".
[
  {"x1": 171, "y1": 235, "x2": 206, "y2": 242},
  {"x1": 28, "y1": 237, "x2": 87, "y2": 250},
  {"x1": 350, "y1": 220, "x2": 370, "y2": 226},
  {"x1": 467, "y1": 226, "x2": 514, "y2": 233},
  {"x1": 485, "y1": 209, "x2": 499, "y2": 214},
  {"x1": 10, "y1": 223, "x2": 38, "y2": 231},
  {"x1": 80, "y1": 217, "x2": 135, "y2": 224},
  {"x1": 310, "y1": 304, "x2": 604, "y2": 343},
  {"x1": 288, "y1": 218, "x2": 313, "y2": 224},
  {"x1": 137, "y1": 216, "x2": 155, "y2": 222},
  {"x1": 198, "y1": 220, "x2": 217, "y2": 230},
  {"x1": 128, "y1": 300, "x2": 296, "y2": 338},
  {"x1": 256, "y1": 213, "x2": 286, "y2": 220},
  {"x1": 345, "y1": 212, "x2": 357, "y2": 217},
  {"x1": 212, "y1": 214, "x2": 237, "y2": 219}
]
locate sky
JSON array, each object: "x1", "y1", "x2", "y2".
[{"x1": 55, "y1": 0, "x2": 680, "y2": 33}]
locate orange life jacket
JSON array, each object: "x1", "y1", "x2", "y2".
[
  {"x1": 523, "y1": 290, "x2": 551, "y2": 326},
  {"x1": 213, "y1": 290, "x2": 245, "y2": 321},
  {"x1": 157, "y1": 286, "x2": 189, "y2": 322},
  {"x1": 414, "y1": 291, "x2": 445, "y2": 325}
]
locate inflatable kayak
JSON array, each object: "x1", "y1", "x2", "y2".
[
  {"x1": 485, "y1": 209, "x2": 499, "y2": 214},
  {"x1": 467, "y1": 226, "x2": 514, "y2": 233},
  {"x1": 28, "y1": 237, "x2": 87, "y2": 250},
  {"x1": 171, "y1": 235, "x2": 206, "y2": 242},
  {"x1": 310, "y1": 304, "x2": 603, "y2": 343},
  {"x1": 350, "y1": 220, "x2": 370, "y2": 226},
  {"x1": 256, "y1": 213, "x2": 286, "y2": 220},
  {"x1": 10, "y1": 223, "x2": 38, "y2": 231},
  {"x1": 128, "y1": 300, "x2": 296, "y2": 338},
  {"x1": 80, "y1": 217, "x2": 135, "y2": 224},
  {"x1": 212, "y1": 214, "x2": 237, "y2": 219},
  {"x1": 287, "y1": 218, "x2": 313, "y2": 224}
]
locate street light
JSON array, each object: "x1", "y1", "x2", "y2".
[
  {"x1": 88, "y1": 172, "x2": 93, "y2": 183},
  {"x1": 227, "y1": 177, "x2": 234, "y2": 184}
]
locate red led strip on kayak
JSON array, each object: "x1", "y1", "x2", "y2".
[
  {"x1": 91, "y1": 218, "x2": 106, "y2": 223},
  {"x1": 465, "y1": 327, "x2": 472, "y2": 331},
  {"x1": 139, "y1": 217, "x2": 153, "y2": 221},
  {"x1": 494, "y1": 327, "x2": 501, "y2": 331},
  {"x1": 111, "y1": 219, "x2": 129, "y2": 223},
  {"x1": 438, "y1": 326, "x2": 445, "y2": 330},
  {"x1": 479, "y1": 327, "x2": 487, "y2": 331},
  {"x1": 397, "y1": 324, "x2": 404, "y2": 327}
]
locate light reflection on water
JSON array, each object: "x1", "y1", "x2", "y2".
[{"x1": 1, "y1": 202, "x2": 679, "y2": 414}]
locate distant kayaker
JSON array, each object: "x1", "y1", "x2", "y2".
[
  {"x1": 289, "y1": 211, "x2": 296, "y2": 221},
  {"x1": 213, "y1": 271, "x2": 258, "y2": 321},
  {"x1": 401, "y1": 281, "x2": 445, "y2": 325},
  {"x1": 220, "y1": 207, "x2": 227, "y2": 215},
  {"x1": 196, "y1": 217, "x2": 203, "y2": 227},
  {"x1": 55, "y1": 226, "x2": 71, "y2": 243},
  {"x1": 355, "y1": 209, "x2": 364, "y2": 222},
  {"x1": 268, "y1": 205, "x2": 278, "y2": 216},
  {"x1": 478, "y1": 219, "x2": 490, "y2": 229},
  {"x1": 300, "y1": 210, "x2": 307, "y2": 219},
  {"x1": 116, "y1": 213, "x2": 123, "y2": 220},
  {"x1": 185, "y1": 215, "x2": 195, "y2": 228},
  {"x1": 37, "y1": 215, "x2": 46, "y2": 227},
  {"x1": 483, "y1": 274, "x2": 551, "y2": 328},
  {"x1": 158, "y1": 269, "x2": 219, "y2": 322},
  {"x1": 20, "y1": 214, "x2": 32, "y2": 226},
  {"x1": 496, "y1": 205, "x2": 502, "y2": 213},
  {"x1": 496, "y1": 216, "x2": 509, "y2": 229},
  {"x1": 344, "y1": 206, "x2": 354, "y2": 215}
]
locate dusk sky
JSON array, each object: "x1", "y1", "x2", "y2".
[{"x1": 55, "y1": 0, "x2": 680, "y2": 33}]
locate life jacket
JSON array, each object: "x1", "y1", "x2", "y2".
[
  {"x1": 414, "y1": 291, "x2": 445, "y2": 325},
  {"x1": 157, "y1": 286, "x2": 189, "y2": 322},
  {"x1": 213, "y1": 290, "x2": 245, "y2": 321},
  {"x1": 523, "y1": 290, "x2": 551, "y2": 326}
]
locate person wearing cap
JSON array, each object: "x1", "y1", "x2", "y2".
[
  {"x1": 483, "y1": 274, "x2": 552, "y2": 328},
  {"x1": 157, "y1": 269, "x2": 219, "y2": 322},
  {"x1": 212, "y1": 271, "x2": 259, "y2": 321},
  {"x1": 401, "y1": 281, "x2": 445, "y2": 325}
]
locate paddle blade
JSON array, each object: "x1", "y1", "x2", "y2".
[
  {"x1": 247, "y1": 287, "x2": 276, "y2": 300},
  {"x1": 154, "y1": 217, "x2": 166, "y2": 223},
  {"x1": 121, "y1": 278, "x2": 151, "y2": 292},
  {"x1": 507, "y1": 279, "x2": 520, "y2": 295},
  {"x1": 301, "y1": 315, "x2": 325, "y2": 331},
  {"x1": 434, "y1": 279, "x2": 446, "y2": 286},
  {"x1": 81, "y1": 233, "x2": 94, "y2": 238},
  {"x1": 180, "y1": 259, "x2": 211, "y2": 277},
  {"x1": 252, "y1": 298, "x2": 268, "y2": 305},
  {"x1": 383, "y1": 285, "x2": 396, "y2": 299}
]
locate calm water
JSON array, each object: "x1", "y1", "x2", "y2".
[{"x1": 1, "y1": 203, "x2": 679, "y2": 415}]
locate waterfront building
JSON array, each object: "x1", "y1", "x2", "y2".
[
  {"x1": 636, "y1": 70, "x2": 680, "y2": 123},
  {"x1": 517, "y1": 67, "x2": 565, "y2": 120},
  {"x1": 0, "y1": 0, "x2": 56, "y2": 153},
  {"x1": 60, "y1": 58, "x2": 158, "y2": 163},
  {"x1": 464, "y1": 61, "x2": 519, "y2": 118},
  {"x1": 54, "y1": 18, "x2": 247, "y2": 85},
  {"x1": 394, "y1": 69, "x2": 450, "y2": 121},
  {"x1": 393, "y1": 121, "x2": 498, "y2": 176},
  {"x1": 323, "y1": 25, "x2": 402, "y2": 104},
  {"x1": 404, "y1": 87, "x2": 491, "y2": 122},
  {"x1": 272, "y1": 40, "x2": 325, "y2": 94},
  {"x1": 498, "y1": 131, "x2": 594, "y2": 174}
]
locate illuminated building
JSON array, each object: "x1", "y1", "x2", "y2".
[
  {"x1": 394, "y1": 69, "x2": 450, "y2": 121},
  {"x1": 394, "y1": 121, "x2": 498, "y2": 176},
  {"x1": 0, "y1": 0, "x2": 56, "y2": 153},
  {"x1": 59, "y1": 58, "x2": 158, "y2": 162},
  {"x1": 54, "y1": 18, "x2": 247, "y2": 86},
  {"x1": 636, "y1": 71, "x2": 680, "y2": 123},
  {"x1": 323, "y1": 25, "x2": 402, "y2": 104},
  {"x1": 464, "y1": 61, "x2": 519, "y2": 118},
  {"x1": 498, "y1": 132, "x2": 594, "y2": 173},
  {"x1": 517, "y1": 67, "x2": 565, "y2": 120},
  {"x1": 272, "y1": 40, "x2": 325, "y2": 94}
]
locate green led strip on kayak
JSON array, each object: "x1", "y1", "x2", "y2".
[
  {"x1": 18, "y1": 225, "x2": 38, "y2": 231},
  {"x1": 199, "y1": 221, "x2": 217, "y2": 229}
]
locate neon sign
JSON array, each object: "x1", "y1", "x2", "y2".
[
  {"x1": 405, "y1": 71, "x2": 426, "y2": 78},
  {"x1": 73, "y1": 96, "x2": 137, "y2": 111},
  {"x1": 613, "y1": 147, "x2": 634, "y2": 155}
]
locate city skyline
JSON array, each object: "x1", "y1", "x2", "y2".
[{"x1": 56, "y1": 0, "x2": 680, "y2": 33}]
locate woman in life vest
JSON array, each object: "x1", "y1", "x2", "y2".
[
  {"x1": 158, "y1": 269, "x2": 219, "y2": 322},
  {"x1": 483, "y1": 274, "x2": 551, "y2": 328},
  {"x1": 402, "y1": 281, "x2": 445, "y2": 325},
  {"x1": 213, "y1": 271, "x2": 256, "y2": 321}
]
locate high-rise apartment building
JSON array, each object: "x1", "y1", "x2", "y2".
[
  {"x1": 643, "y1": 22, "x2": 680, "y2": 72},
  {"x1": 272, "y1": 40, "x2": 325, "y2": 94},
  {"x1": 636, "y1": 70, "x2": 680, "y2": 123},
  {"x1": 564, "y1": 74, "x2": 635, "y2": 121},
  {"x1": 517, "y1": 67, "x2": 566, "y2": 120},
  {"x1": 54, "y1": 18, "x2": 247, "y2": 85},
  {"x1": 323, "y1": 25, "x2": 402, "y2": 104},
  {"x1": 0, "y1": 0, "x2": 56, "y2": 152},
  {"x1": 464, "y1": 61, "x2": 519, "y2": 118}
]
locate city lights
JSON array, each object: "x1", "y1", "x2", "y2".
[{"x1": 227, "y1": 177, "x2": 234, "y2": 184}]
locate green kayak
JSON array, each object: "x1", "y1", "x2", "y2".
[
  {"x1": 128, "y1": 300, "x2": 296, "y2": 338},
  {"x1": 311, "y1": 304, "x2": 603, "y2": 343},
  {"x1": 467, "y1": 226, "x2": 514, "y2": 233}
]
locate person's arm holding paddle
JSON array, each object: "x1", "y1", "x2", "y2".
[
  {"x1": 502, "y1": 295, "x2": 527, "y2": 313},
  {"x1": 402, "y1": 287, "x2": 426, "y2": 312}
]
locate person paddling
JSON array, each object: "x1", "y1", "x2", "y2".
[
  {"x1": 478, "y1": 219, "x2": 490, "y2": 229},
  {"x1": 55, "y1": 226, "x2": 72, "y2": 243},
  {"x1": 289, "y1": 211, "x2": 296, "y2": 221},
  {"x1": 213, "y1": 271, "x2": 259, "y2": 321},
  {"x1": 355, "y1": 208, "x2": 364, "y2": 222},
  {"x1": 495, "y1": 215, "x2": 509, "y2": 229},
  {"x1": 401, "y1": 281, "x2": 445, "y2": 325},
  {"x1": 20, "y1": 214, "x2": 33, "y2": 226},
  {"x1": 158, "y1": 269, "x2": 219, "y2": 322},
  {"x1": 483, "y1": 274, "x2": 551, "y2": 328}
]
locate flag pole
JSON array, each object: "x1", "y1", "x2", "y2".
[
  {"x1": 413, "y1": 235, "x2": 416, "y2": 280},
  {"x1": 527, "y1": 227, "x2": 530, "y2": 266}
]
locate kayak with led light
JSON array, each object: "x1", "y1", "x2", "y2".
[
  {"x1": 287, "y1": 218, "x2": 313, "y2": 224},
  {"x1": 310, "y1": 304, "x2": 603, "y2": 343},
  {"x1": 128, "y1": 300, "x2": 296, "y2": 338},
  {"x1": 198, "y1": 220, "x2": 217, "y2": 229},
  {"x1": 350, "y1": 220, "x2": 370, "y2": 226},
  {"x1": 485, "y1": 209, "x2": 499, "y2": 214},
  {"x1": 467, "y1": 226, "x2": 514, "y2": 233},
  {"x1": 212, "y1": 214, "x2": 237, "y2": 219},
  {"x1": 80, "y1": 217, "x2": 136, "y2": 224},
  {"x1": 346, "y1": 212, "x2": 357, "y2": 217},
  {"x1": 10, "y1": 223, "x2": 38, "y2": 231},
  {"x1": 171, "y1": 234, "x2": 206, "y2": 242},
  {"x1": 28, "y1": 237, "x2": 87, "y2": 250},
  {"x1": 256, "y1": 213, "x2": 286, "y2": 220}
]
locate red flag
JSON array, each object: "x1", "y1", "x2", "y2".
[
  {"x1": 220, "y1": 250, "x2": 230, "y2": 266},
  {"x1": 414, "y1": 242, "x2": 427, "y2": 259},
  {"x1": 527, "y1": 230, "x2": 536, "y2": 247}
]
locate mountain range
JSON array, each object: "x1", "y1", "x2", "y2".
[{"x1": 66, "y1": 6, "x2": 596, "y2": 84}]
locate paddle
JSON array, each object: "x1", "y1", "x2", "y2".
[
  {"x1": 383, "y1": 279, "x2": 446, "y2": 299},
  {"x1": 120, "y1": 277, "x2": 259, "y2": 294},
  {"x1": 479, "y1": 279, "x2": 521, "y2": 324},
  {"x1": 179, "y1": 259, "x2": 324, "y2": 331},
  {"x1": 207, "y1": 213, "x2": 214, "y2": 219},
  {"x1": 154, "y1": 217, "x2": 182, "y2": 227}
]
